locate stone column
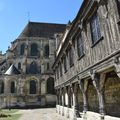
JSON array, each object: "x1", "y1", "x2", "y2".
[
  {"x1": 78, "y1": 77, "x2": 88, "y2": 113},
  {"x1": 58, "y1": 88, "x2": 61, "y2": 114},
  {"x1": 90, "y1": 72, "x2": 106, "y2": 120},
  {"x1": 61, "y1": 88, "x2": 65, "y2": 116},
  {"x1": 70, "y1": 84, "x2": 79, "y2": 120},
  {"x1": 68, "y1": 86, "x2": 71, "y2": 108}
]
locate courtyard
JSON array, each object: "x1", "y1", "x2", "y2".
[{"x1": 0, "y1": 108, "x2": 70, "y2": 120}]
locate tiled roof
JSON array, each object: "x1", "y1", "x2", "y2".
[{"x1": 19, "y1": 22, "x2": 66, "y2": 38}]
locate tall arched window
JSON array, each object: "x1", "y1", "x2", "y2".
[
  {"x1": 29, "y1": 80, "x2": 36, "y2": 94},
  {"x1": 11, "y1": 81, "x2": 15, "y2": 93},
  {"x1": 1, "y1": 81, "x2": 4, "y2": 94},
  {"x1": 20, "y1": 44, "x2": 25, "y2": 55},
  {"x1": 18, "y1": 62, "x2": 21, "y2": 70},
  {"x1": 30, "y1": 43, "x2": 38, "y2": 56},
  {"x1": 29, "y1": 62, "x2": 38, "y2": 74},
  {"x1": 44, "y1": 45, "x2": 49, "y2": 58},
  {"x1": 47, "y1": 77, "x2": 55, "y2": 94}
]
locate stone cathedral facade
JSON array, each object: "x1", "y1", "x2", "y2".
[{"x1": 0, "y1": 22, "x2": 66, "y2": 108}]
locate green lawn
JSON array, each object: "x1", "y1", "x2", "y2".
[{"x1": 0, "y1": 109, "x2": 22, "y2": 120}]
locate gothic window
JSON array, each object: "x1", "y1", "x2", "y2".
[
  {"x1": 77, "y1": 33, "x2": 84, "y2": 58},
  {"x1": 90, "y1": 12, "x2": 101, "y2": 45},
  {"x1": 20, "y1": 44, "x2": 25, "y2": 55},
  {"x1": 29, "y1": 80, "x2": 36, "y2": 94},
  {"x1": 18, "y1": 62, "x2": 21, "y2": 70},
  {"x1": 47, "y1": 77, "x2": 55, "y2": 94},
  {"x1": 1, "y1": 81, "x2": 4, "y2": 94},
  {"x1": 69, "y1": 47, "x2": 74, "y2": 67},
  {"x1": 63, "y1": 56, "x2": 67, "y2": 73},
  {"x1": 29, "y1": 62, "x2": 38, "y2": 74},
  {"x1": 30, "y1": 43, "x2": 38, "y2": 56},
  {"x1": 47, "y1": 63, "x2": 49, "y2": 70},
  {"x1": 11, "y1": 81, "x2": 15, "y2": 93},
  {"x1": 44, "y1": 45, "x2": 49, "y2": 58}
]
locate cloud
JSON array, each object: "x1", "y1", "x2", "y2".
[{"x1": 0, "y1": 1, "x2": 5, "y2": 12}]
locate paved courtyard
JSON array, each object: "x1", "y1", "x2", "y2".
[{"x1": 18, "y1": 108, "x2": 69, "y2": 120}]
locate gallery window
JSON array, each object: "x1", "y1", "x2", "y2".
[
  {"x1": 57, "y1": 67, "x2": 59, "y2": 79},
  {"x1": 20, "y1": 44, "x2": 25, "y2": 55},
  {"x1": 29, "y1": 80, "x2": 36, "y2": 94},
  {"x1": 11, "y1": 81, "x2": 15, "y2": 93},
  {"x1": 77, "y1": 33, "x2": 84, "y2": 59},
  {"x1": 60, "y1": 62, "x2": 62, "y2": 77},
  {"x1": 69, "y1": 47, "x2": 74, "y2": 67},
  {"x1": 90, "y1": 12, "x2": 101, "y2": 45},
  {"x1": 30, "y1": 43, "x2": 38, "y2": 56},
  {"x1": 63, "y1": 56, "x2": 67, "y2": 72}
]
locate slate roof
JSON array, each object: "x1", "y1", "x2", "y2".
[
  {"x1": 19, "y1": 22, "x2": 66, "y2": 38},
  {"x1": 5, "y1": 64, "x2": 21, "y2": 75}
]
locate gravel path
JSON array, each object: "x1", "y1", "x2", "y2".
[{"x1": 18, "y1": 108, "x2": 69, "y2": 120}]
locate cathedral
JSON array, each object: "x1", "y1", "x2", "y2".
[{"x1": 0, "y1": 22, "x2": 66, "y2": 108}]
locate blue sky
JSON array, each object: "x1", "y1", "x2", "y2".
[{"x1": 0, "y1": 0, "x2": 83, "y2": 53}]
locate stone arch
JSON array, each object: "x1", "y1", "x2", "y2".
[
  {"x1": 76, "y1": 83, "x2": 83, "y2": 112},
  {"x1": 67, "y1": 86, "x2": 72, "y2": 108},
  {"x1": 104, "y1": 70, "x2": 120, "y2": 117},
  {"x1": 20, "y1": 43, "x2": 25, "y2": 55},
  {"x1": 29, "y1": 80, "x2": 37, "y2": 94},
  {"x1": 29, "y1": 61, "x2": 38, "y2": 74},
  {"x1": 46, "y1": 77, "x2": 55, "y2": 94},
  {"x1": 87, "y1": 78, "x2": 99, "y2": 112},
  {"x1": 30, "y1": 43, "x2": 38, "y2": 56}
]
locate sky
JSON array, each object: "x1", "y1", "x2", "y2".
[{"x1": 0, "y1": 0, "x2": 83, "y2": 53}]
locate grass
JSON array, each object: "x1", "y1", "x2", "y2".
[{"x1": 0, "y1": 109, "x2": 22, "y2": 120}]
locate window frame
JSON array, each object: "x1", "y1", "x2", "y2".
[
  {"x1": 30, "y1": 43, "x2": 38, "y2": 56},
  {"x1": 90, "y1": 12, "x2": 103, "y2": 47},
  {"x1": 29, "y1": 80, "x2": 37, "y2": 94},
  {"x1": 59, "y1": 62, "x2": 62, "y2": 77},
  {"x1": 63, "y1": 56, "x2": 67, "y2": 73},
  {"x1": 69, "y1": 47, "x2": 74, "y2": 67},
  {"x1": 11, "y1": 81, "x2": 15, "y2": 93},
  {"x1": 77, "y1": 33, "x2": 85, "y2": 59},
  {"x1": 20, "y1": 44, "x2": 25, "y2": 55}
]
